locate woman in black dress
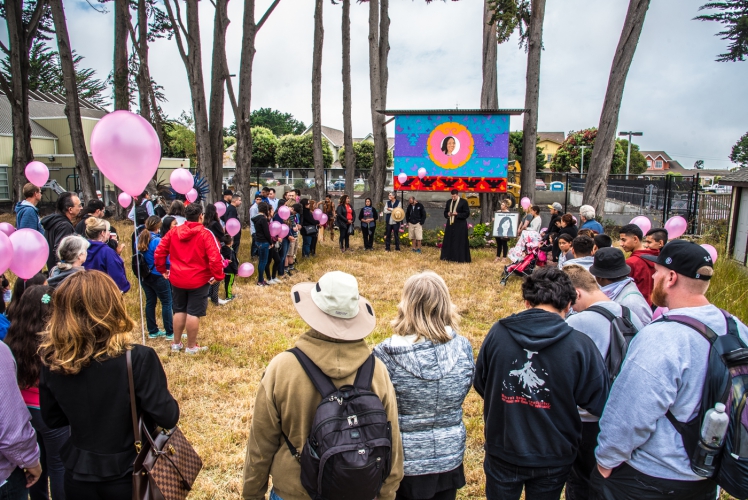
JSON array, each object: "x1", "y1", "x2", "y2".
[{"x1": 440, "y1": 190, "x2": 471, "y2": 263}]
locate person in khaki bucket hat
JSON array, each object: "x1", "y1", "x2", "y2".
[{"x1": 241, "y1": 271, "x2": 404, "y2": 500}]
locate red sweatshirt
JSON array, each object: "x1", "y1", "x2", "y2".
[
  {"x1": 626, "y1": 248, "x2": 659, "y2": 305},
  {"x1": 154, "y1": 221, "x2": 224, "y2": 289}
]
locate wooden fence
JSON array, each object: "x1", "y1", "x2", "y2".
[{"x1": 698, "y1": 193, "x2": 732, "y2": 234}]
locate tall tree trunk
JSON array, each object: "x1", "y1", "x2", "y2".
[
  {"x1": 113, "y1": 0, "x2": 129, "y2": 218},
  {"x1": 50, "y1": 0, "x2": 97, "y2": 203},
  {"x1": 342, "y1": 0, "x2": 355, "y2": 203},
  {"x1": 134, "y1": 0, "x2": 150, "y2": 123},
  {"x1": 209, "y1": 0, "x2": 229, "y2": 200},
  {"x1": 367, "y1": 0, "x2": 389, "y2": 206},
  {"x1": 519, "y1": 0, "x2": 546, "y2": 203},
  {"x1": 583, "y1": 0, "x2": 650, "y2": 215},
  {"x1": 232, "y1": 0, "x2": 279, "y2": 222},
  {"x1": 164, "y1": 0, "x2": 214, "y2": 203},
  {"x1": 480, "y1": 0, "x2": 499, "y2": 223},
  {"x1": 311, "y1": 0, "x2": 325, "y2": 201},
  {"x1": 2, "y1": 0, "x2": 46, "y2": 202}
]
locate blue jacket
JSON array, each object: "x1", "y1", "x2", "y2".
[
  {"x1": 0, "y1": 313, "x2": 9, "y2": 341},
  {"x1": 15, "y1": 201, "x2": 43, "y2": 234},
  {"x1": 142, "y1": 232, "x2": 166, "y2": 277},
  {"x1": 581, "y1": 219, "x2": 604, "y2": 234},
  {"x1": 83, "y1": 240, "x2": 131, "y2": 293}
]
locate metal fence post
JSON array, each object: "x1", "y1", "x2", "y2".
[{"x1": 564, "y1": 173, "x2": 569, "y2": 214}]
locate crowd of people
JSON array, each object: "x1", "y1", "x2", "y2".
[{"x1": 1, "y1": 183, "x2": 746, "y2": 500}]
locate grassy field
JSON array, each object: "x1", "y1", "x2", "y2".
[{"x1": 4, "y1": 215, "x2": 746, "y2": 499}]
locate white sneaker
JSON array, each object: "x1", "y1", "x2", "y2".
[
  {"x1": 171, "y1": 342, "x2": 184, "y2": 352},
  {"x1": 217, "y1": 299, "x2": 229, "y2": 305},
  {"x1": 267, "y1": 279, "x2": 277, "y2": 285},
  {"x1": 271, "y1": 278, "x2": 282, "y2": 285}
]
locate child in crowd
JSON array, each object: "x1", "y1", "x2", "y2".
[
  {"x1": 221, "y1": 234, "x2": 238, "y2": 300},
  {"x1": 557, "y1": 233, "x2": 574, "y2": 269}
]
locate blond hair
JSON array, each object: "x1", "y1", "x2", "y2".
[
  {"x1": 564, "y1": 264, "x2": 599, "y2": 293},
  {"x1": 84, "y1": 216, "x2": 110, "y2": 240},
  {"x1": 40, "y1": 270, "x2": 134, "y2": 375},
  {"x1": 391, "y1": 271, "x2": 460, "y2": 344}
]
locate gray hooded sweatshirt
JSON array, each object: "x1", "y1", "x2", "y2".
[{"x1": 374, "y1": 330, "x2": 474, "y2": 476}]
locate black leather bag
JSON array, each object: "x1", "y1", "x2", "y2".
[{"x1": 303, "y1": 225, "x2": 319, "y2": 236}]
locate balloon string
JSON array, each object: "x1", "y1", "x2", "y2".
[{"x1": 134, "y1": 233, "x2": 146, "y2": 345}]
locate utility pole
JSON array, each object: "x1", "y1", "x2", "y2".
[
  {"x1": 619, "y1": 131, "x2": 643, "y2": 178},
  {"x1": 576, "y1": 145, "x2": 589, "y2": 175}
]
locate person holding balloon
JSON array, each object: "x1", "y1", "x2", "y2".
[
  {"x1": 251, "y1": 202, "x2": 274, "y2": 287},
  {"x1": 15, "y1": 183, "x2": 44, "y2": 235},
  {"x1": 84, "y1": 217, "x2": 130, "y2": 293}
]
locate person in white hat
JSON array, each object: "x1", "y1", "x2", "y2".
[{"x1": 241, "y1": 271, "x2": 404, "y2": 500}]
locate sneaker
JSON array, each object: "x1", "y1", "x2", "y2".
[
  {"x1": 257, "y1": 281, "x2": 268, "y2": 287},
  {"x1": 416, "y1": 249, "x2": 422, "y2": 253},
  {"x1": 148, "y1": 330, "x2": 166, "y2": 339},
  {"x1": 184, "y1": 345, "x2": 208, "y2": 355},
  {"x1": 165, "y1": 333, "x2": 174, "y2": 341},
  {"x1": 217, "y1": 298, "x2": 229, "y2": 305},
  {"x1": 171, "y1": 342, "x2": 184, "y2": 352},
  {"x1": 267, "y1": 279, "x2": 277, "y2": 285},
  {"x1": 224, "y1": 296, "x2": 235, "y2": 302}
]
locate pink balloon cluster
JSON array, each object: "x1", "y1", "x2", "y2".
[
  {"x1": 25, "y1": 161, "x2": 49, "y2": 187},
  {"x1": 6, "y1": 229, "x2": 49, "y2": 279},
  {"x1": 397, "y1": 172, "x2": 407, "y2": 184},
  {"x1": 225, "y1": 218, "x2": 241, "y2": 237},
  {"x1": 313, "y1": 208, "x2": 323, "y2": 220},
  {"x1": 520, "y1": 197, "x2": 532, "y2": 210},
  {"x1": 269, "y1": 221, "x2": 282, "y2": 237},
  {"x1": 118, "y1": 192, "x2": 132, "y2": 208},
  {"x1": 186, "y1": 189, "x2": 198, "y2": 203},
  {"x1": 664, "y1": 216, "x2": 688, "y2": 239},
  {"x1": 629, "y1": 216, "x2": 651, "y2": 235},
  {"x1": 417, "y1": 168, "x2": 427, "y2": 179},
  {"x1": 91, "y1": 110, "x2": 161, "y2": 197},
  {"x1": 278, "y1": 205, "x2": 291, "y2": 220},
  {"x1": 237, "y1": 262, "x2": 254, "y2": 278},
  {"x1": 215, "y1": 202, "x2": 227, "y2": 217},
  {"x1": 0, "y1": 223, "x2": 15, "y2": 237},
  {"x1": 170, "y1": 168, "x2": 194, "y2": 195},
  {"x1": 319, "y1": 214, "x2": 328, "y2": 225},
  {"x1": 279, "y1": 224, "x2": 290, "y2": 238}
]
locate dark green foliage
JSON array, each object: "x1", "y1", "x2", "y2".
[
  {"x1": 730, "y1": 131, "x2": 748, "y2": 167},
  {"x1": 509, "y1": 131, "x2": 545, "y2": 167},
  {"x1": 339, "y1": 141, "x2": 393, "y2": 171},
  {"x1": 250, "y1": 126, "x2": 279, "y2": 169},
  {"x1": 276, "y1": 133, "x2": 332, "y2": 174},
  {"x1": 551, "y1": 128, "x2": 646, "y2": 175},
  {"x1": 695, "y1": 0, "x2": 748, "y2": 62},
  {"x1": 487, "y1": 0, "x2": 531, "y2": 45},
  {"x1": 226, "y1": 108, "x2": 306, "y2": 138}
]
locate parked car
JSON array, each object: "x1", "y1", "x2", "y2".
[{"x1": 535, "y1": 179, "x2": 547, "y2": 191}]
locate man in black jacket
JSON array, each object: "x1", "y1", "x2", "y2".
[
  {"x1": 41, "y1": 192, "x2": 81, "y2": 272},
  {"x1": 223, "y1": 192, "x2": 242, "y2": 253},
  {"x1": 405, "y1": 196, "x2": 426, "y2": 253},
  {"x1": 474, "y1": 266, "x2": 609, "y2": 500}
]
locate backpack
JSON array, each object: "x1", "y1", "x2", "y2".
[
  {"x1": 587, "y1": 305, "x2": 639, "y2": 384},
  {"x1": 135, "y1": 201, "x2": 150, "y2": 226},
  {"x1": 661, "y1": 310, "x2": 748, "y2": 499},
  {"x1": 281, "y1": 347, "x2": 393, "y2": 500},
  {"x1": 131, "y1": 252, "x2": 153, "y2": 280}
]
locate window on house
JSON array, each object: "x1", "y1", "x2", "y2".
[
  {"x1": 655, "y1": 160, "x2": 663, "y2": 169},
  {"x1": 647, "y1": 160, "x2": 652, "y2": 169},
  {"x1": 0, "y1": 166, "x2": 9, "y2": 201},
  {"x1": 546, "y1": 154, "x2": 553, "y2": 163}
]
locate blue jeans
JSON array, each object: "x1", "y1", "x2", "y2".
[
  {"x1": 141, "y1": 274, "x2": 173, "y2": 335},
  {"x1": 302, "y1": 235, "x2": 312, "y2": 257},
  {"x1": 269, "y1": 490, "x2": 283, "y2": 500},
  {"x1": 257, "y1": 242, "x2": 270, "y2": 283},
  {"x1": 484, "y1": 454, "x2": 571, "y2": 500},
  {"x1": 29, "y1": 408, "x2": 68, "y2": 500},
  {"x1": 278, "y1": 239, "x2": 289, "y2": 275},
  {"x1": 0, "y1": 468, "x2": 27, "y2": 500}
]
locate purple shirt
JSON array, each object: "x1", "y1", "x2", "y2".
[{"x1": 0, "y1": 342, "x2": 39, "y2": 483}]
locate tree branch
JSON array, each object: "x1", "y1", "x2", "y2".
[
  {"x1": 27, "y1": 0, "x2": 49, "y2": 45},
  {"x1": 0, "y1": 71, "x2": 13, "y2": 99},
  {"x1": 257, "y1": 0, "x2": 281, "y2": 32},
  {"x1": 171, "y1": 0, "x2": 189, "y2": 40},
  {"x1": 224, "y1": 57, "x2": 238, "y2": 118},
  {"x1": 162, "y1": 0, "x2": 189, "y2": 66},
  {"x1": 0, "y1": 39, "x2": 9, "y2": 56}
]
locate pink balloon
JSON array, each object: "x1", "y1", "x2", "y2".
[
  {"x1": 0, "y1": 223, "x2": 16, "y2": 237},
  {"x1": 313, "y1": 208, "x2": 323, "y2": 221},
  {"x1": 170, "y1": 168, "x2": 194, "y2": 195},
  {"x1": 91, "y1": 110, "x2": 161, "y2": 197},
  {"x1": 0, "y1": 232, "x2": 12, "y2": 275},
  {"x1": 269, "y1": 221, "x2": 282, "y2": 237},
  {"x1": 701, "y1": 244, "x2": 718, "y2": 263},
  {"x1": 279, "y1": 224, "x2": 290, "y2": 238},
  {"x1": 278, "y1": 205, "x2": 291, "y2": 220},
  {"x1": 185, "y1": 188, "x2": 198, "y2": 203},
  {"x1": 630, "y1": 215, "x2": 652, "y2": 235},
  {"x1": 397, "y1": 172, "x2": 407, "y2": 184},
  {"x1": 225, "y1": 218, "x2": 241, "y2": 237},
  {"x1": 652, "y1": 306, "x2": 669, "y2": 321},
  {"x1": 417, "y1": 168, "x2": 427, "y2": 179},
  {"x1": 664, "y1": 216, "x2": 688, "y2": 239},
  {"x1": 117, "y1": 192, "x2": 132, "y2": 208},
  {"x1": 9, "y1": 228, "x2": 48, "y2": 279},
  {"x1": 520, "y1": 197, "x2": 532, "y2": 210},
  {"x1": 237, "y1": 262, "x2": 254, "y2": 278},
  {"x1": 25, "y1": 161, "x2": 49, "y2": 187},
  {"x1": 319, "y1": 214, "x2": 328, "y2": 225},
  {"x1": 215, "y1": 202, "x2": 226, "y2": 217}
]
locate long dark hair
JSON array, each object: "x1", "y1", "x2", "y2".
[
  {"x1": 203, "y1": 203, "x2": 220, "y2": 227},
  {"x1": 339, "y1": 194, "x2": 349, "y2": 206},
  {"x1": 498, "y1": 216, "x2": 513, "y2": 236},
  {"x1": 4, "y1": 285, "x2": 54, "y2": 389},
  {"x1": 7, "y1": 273, "x2": 47, "y2": 316}
]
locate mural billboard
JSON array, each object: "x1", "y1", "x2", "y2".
[{"x1": 392, "y1": 111, "x2": 516, "y2": 193}]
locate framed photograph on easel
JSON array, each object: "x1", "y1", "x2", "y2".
[{"x1": 493, "y1": 213, "x2": 519, "y2": 238}]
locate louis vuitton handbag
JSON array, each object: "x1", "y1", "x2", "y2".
[{"x1": 127, "y1": 350, "x2": 203, "y2": 500}]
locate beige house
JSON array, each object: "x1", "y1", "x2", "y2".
[
  {"x1": 537, "y1": 132, "x2": 565, "y2": 169},
  {"x1": 0, "y1": 90, "x2": 189, "y2": 203}
]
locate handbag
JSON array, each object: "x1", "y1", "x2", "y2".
[
  {"x1": 303, "y1": 225, "x2": 318, "y2": 236},
  {"x1": 127, "y1": 350, "x2": 202, "y2": 500},
  {"x1": 347, "y1": 223, "x2": 354, "y2": 235}
]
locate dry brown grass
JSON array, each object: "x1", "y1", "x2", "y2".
[{"x1": 2, "y1": 213, "x2": 743, "y2": 499}]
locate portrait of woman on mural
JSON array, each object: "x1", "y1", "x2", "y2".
[{"x1": 441, "y1": 136, "x2": 459, "y2": 156}]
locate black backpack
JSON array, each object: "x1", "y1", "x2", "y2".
[
  {"x1": 135, "y1": 201, "x2": 150, "y2": 226},
  {"x1": 661, "y1": 310, "x2": 748, "y2": 499},
  {"x1": 587, "y1": 305, "x2": 639, "y2": 384},
  {"x1": 131, "y1": 252, "x2": 153, "y2": 280},
  {"x1": 281, "y1": 348, "x2": 392, "y2": 500}
]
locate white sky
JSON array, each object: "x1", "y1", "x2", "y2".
[{"x1": 5, "y1": 0, "x2": 748, "y2": 169}]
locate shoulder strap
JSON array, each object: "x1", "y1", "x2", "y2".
[
  {"x1": 662, "y1": 315, "x2": 718, "y2": 344},
  {"x1": 126, "y1": 350, "x2": 142, "y2": 452},
  {"x1": 620, "y1": 306, "x2": 632, "y2": 323},
  {"x1": 353, "y1": 355, "x2": 375, "y2": 391},
  {"x1": 288, "y1": 347, "x2": 337, "y2": 398},
  {"x1": 587, "y1": 305, "x2": 617, "y2": 322}
]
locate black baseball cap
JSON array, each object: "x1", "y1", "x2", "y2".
[
  {"x1": 640, "y1": 239, "x2": 713, "y2": 280},
  {"x1": 223, "y1": 189, "x2": 233, "y2": 196},
  {"x1": 588, "y1": 247, "x2": 631, "y2": 279}
]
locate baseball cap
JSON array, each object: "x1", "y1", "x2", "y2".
[
  {"x1": 640, "y1": 239, "x2": 713, "y2": 280},
  {"x1": 223, "y1": 189, "x2": 233, "y2": 196},
  {"x1": 588, "y1": 247, "x2": 630, "y2": 279},
  {"x1": 548, "y1": 202, "x2": 563, "y2": 211}
]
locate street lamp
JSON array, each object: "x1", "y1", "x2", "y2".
[
  {"x1": 619, "y1": 131, "x2": 643, "y2": 177},
  {"x1": 575, "y1": 145, "x2": 589, "y2": 175}
]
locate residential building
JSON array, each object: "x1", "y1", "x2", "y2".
[
  {"x1": 640, "y1": 151, "x2": 689, "y2": 176},
  {"x1": 0, "y1": 90, "x2": 189, "y2": 203},
  {"x1": 719, "y1": 168, "x2": 748, "y2": 265},
  {"x1": 537, "y1": 132, "x2": 565, "y2": 169}
]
